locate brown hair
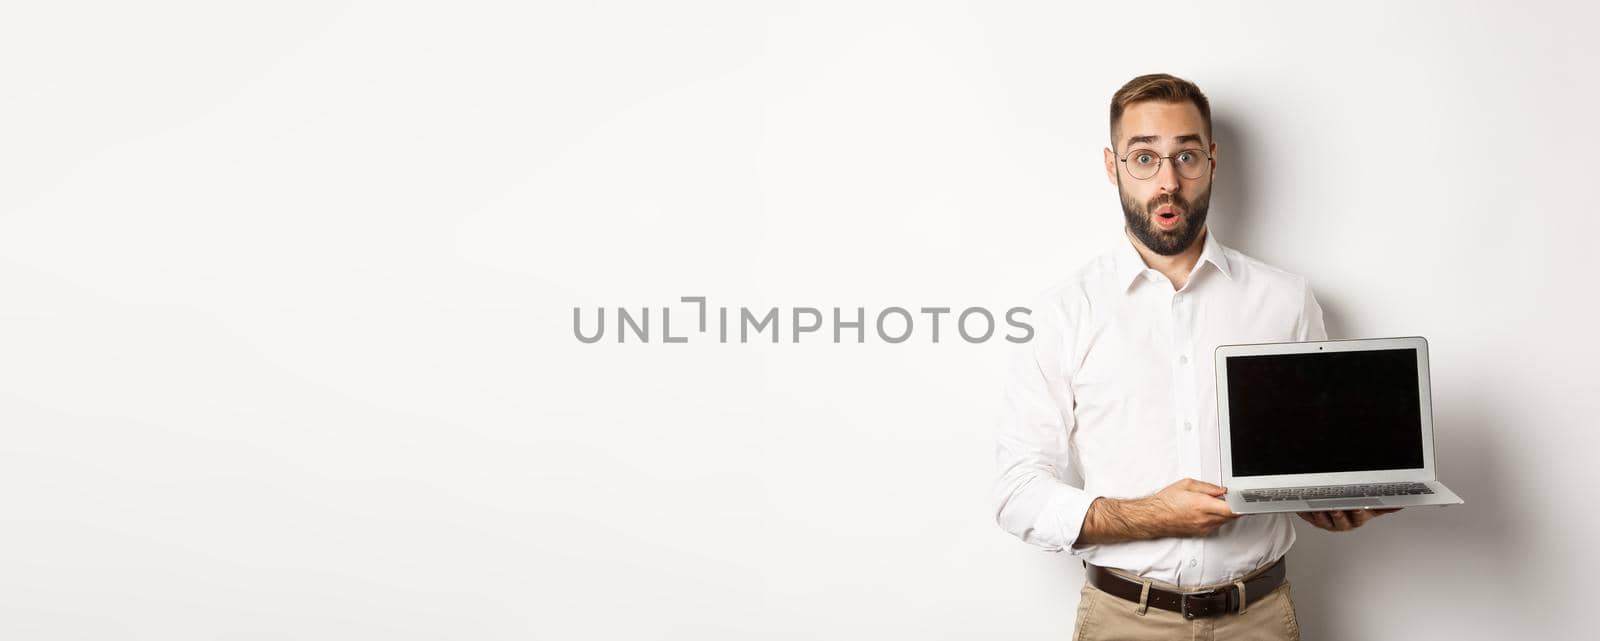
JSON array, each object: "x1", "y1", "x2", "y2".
[{"x1": 1109, "y1": 73, "x2": 1212, "y2": 148}]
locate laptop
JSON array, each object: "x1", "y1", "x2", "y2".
[{"x1": 1215, "y1": 336, "x2": 1463, "y2": 514}]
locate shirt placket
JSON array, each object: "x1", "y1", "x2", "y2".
[{"x1": 1169, "y1": 286, "x2": 1205, "y2": 584}]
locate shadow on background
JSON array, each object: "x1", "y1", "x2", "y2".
[
  {"x1": 1206, "y1": 114, "x2": 1267, "y2": 267},
  {"x1": 1209, "y1": 109, "x2": 1511, "y2": 639},
  {"x1": 1287, "y1": 381, "x2": 1510, "y2": 639}
]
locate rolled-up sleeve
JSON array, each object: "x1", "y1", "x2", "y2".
[{"x1": 992, "y1": 297, "x2": 1099, "y2": 552}]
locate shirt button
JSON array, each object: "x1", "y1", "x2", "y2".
[
  {"x1": 1189, "y1": 559, "x2": 1198, "y2": 568},
  {"x1": 1184, "y1": 421, "x2": 1193, "y2": 431},
  {"x1": 1179, "y1": 355, "x2": 1189, "y2": 366}
]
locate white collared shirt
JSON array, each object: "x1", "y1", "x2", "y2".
[{"x1": 993, "y1": 229, "x2": 1327, "y2": 587}]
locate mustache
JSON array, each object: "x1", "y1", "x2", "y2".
[{"x1": 1147, "y1": 193, "x2": 1189, "y2": 212}]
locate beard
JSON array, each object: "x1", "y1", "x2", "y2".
[{"x1": 1118, "y1": 175, "x2": 1212, "y2": 256}]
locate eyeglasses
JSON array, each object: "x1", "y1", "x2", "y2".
[{"x1": 1118, "y1": 148, "x2": 1211, "y2": 181}]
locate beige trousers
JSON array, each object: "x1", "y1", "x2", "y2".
[{"x1": 1072, "y1": 567, "x2": 1301, "y2": 641}]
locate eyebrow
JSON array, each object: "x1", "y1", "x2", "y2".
[{"x1": 1123, "y1": 133, "x2": 1206, "y2": 148}]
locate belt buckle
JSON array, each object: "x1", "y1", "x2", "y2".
[{"x1": 1180, "y1": 588, "x2": 1229, "y2": 620}]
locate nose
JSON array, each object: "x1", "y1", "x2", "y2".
[{"x1": 1155, "y1": 158, "x2": 1181, "y2": 193}]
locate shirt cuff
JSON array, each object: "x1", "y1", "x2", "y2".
[{"x1": 1050, "y1": 485, "x2": 1101, "y2": 552}]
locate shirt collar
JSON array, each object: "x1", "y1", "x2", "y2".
[{"x1": 1116, "y1": 227, "x2": 1234, "y2": 291}]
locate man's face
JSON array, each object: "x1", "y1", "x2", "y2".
[{"x1": 1102, "y1": 101, "x2": 1217, "y2": 256}]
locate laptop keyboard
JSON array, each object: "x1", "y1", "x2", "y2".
[{"x1": 1242, "y1": 482, "x2": 1433, "y2": 502}]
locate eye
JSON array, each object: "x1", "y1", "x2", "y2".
[
  {"x1": 1176, "y1": 151, "x2": 1197, "y2": 164},
  {"x1": 1133, "y1": 152, "x2": 1156, "y2": 165}
]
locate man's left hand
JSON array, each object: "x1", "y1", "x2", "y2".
[{"x1": 1296, "y1": 508, "x2": 1402, "y2": 532}]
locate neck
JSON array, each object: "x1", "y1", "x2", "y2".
[{"x1": 1126, "y1": 225, "x2": 1207, "y2": 290}]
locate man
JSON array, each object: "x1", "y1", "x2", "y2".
[{"x1": 992, "y1": 73, "x2": 1398, "y2": 640}]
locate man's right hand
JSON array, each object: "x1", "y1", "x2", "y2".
[
  {"x1": 1145, "y1": 478, "x2": 1239, "y2": 537},
  {"x1": 1073, "y1": 478, "x2": 1240, "y2": 547}
]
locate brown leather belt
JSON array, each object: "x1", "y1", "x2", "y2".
[{"x1": 1084, "y1": 557, "x2": 1287, "y2": 619}]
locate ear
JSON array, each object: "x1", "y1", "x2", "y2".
[
  {"x1": 1104, "y1": 147, "x2": 1117, "y2": 186},
  {"x1": 1209, "y1": 141, "x2": 1218, "y2": 176}
]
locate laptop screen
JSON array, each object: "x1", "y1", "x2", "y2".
[{"x1": 1226, "y1": 347, "x2": 1426, "y2": 477}]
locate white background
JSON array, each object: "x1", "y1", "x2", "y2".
[{"x1": 2, "y1": 1, "x2": 1596, "y2": 639}]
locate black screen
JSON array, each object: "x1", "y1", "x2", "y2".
[{"x1": 1227, "y1": 348, "x2": 1425, "y2": 477}]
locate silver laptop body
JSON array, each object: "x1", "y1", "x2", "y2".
[{"x1": 1215, "y1": 336, "x2": 1463, "y2": 514}]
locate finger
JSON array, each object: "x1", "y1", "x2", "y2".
[
  {"x1": 1328, "y1": 510, "x2": 1351, "y2": 531},
  {"x1": 1301, "y1": 512, "x2": 1332, "y2": 530},
  {"x1": 1183, "y1": 479, "x2": 1228, "y2": 496},
  {"x1": 1313, "y1": 513, "x2": 1335, "y2": 530},
  {"x1": 1348, "y1": 510, "x2": 1374, "y2": 528},
  {"x1": 1198, "y1": 496, "x2": 1238, "y2": 518}
]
